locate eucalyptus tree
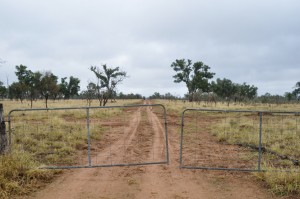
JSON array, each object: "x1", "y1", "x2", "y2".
[
  {"x1": 237, "y1": 83, "x2": 258, "y2": 101},
  {"x1": 211, "y1": 79, "x2": 258, "y2": 104},
  {"x1": 8, "y1": 82, "x2": 24, "y2": 102},
  {"x1": 14, "y1": 65, "x2": 31, "y2": 100},
  {"x1": 0, "y1": 59, "x2": 6, "y2": 98},
  {"x1": 170, "y1": 59, "x2": 215, "y2": 102},
  {"x1": 14, "y1": 65, "x2": 42, "y2": 107},
  {"x1": 211, "y1": 78, "x2": 238, "y2": 105},
  {"x1": 291, "y1": 81, "x2": 300, "y2": 101},
  {"x1": 90, "y1": 64, "x2": 127, "y2": 106},
  {"x1": 39, "y1": 71, "x2": 59, "y2": 108},
  {"x1": 81, "y1": 82, "x2": 97, "y2": 106},
  {"x1": 0, "y1": 81, "x2": 7, "y2": 99},
  {"x1": 59, "y1": 76, "x2": 81, "y2": 99},
  {"x1": 285, "y1": 92, "x2": 294, "y2": 102},
  {"x1": 27, "y1": 71, "x2": 42, "y2": 108}
]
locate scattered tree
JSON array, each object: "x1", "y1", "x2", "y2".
[
  {"x1": 81, "y1": 82, "x2": 97, "y2": 106},
  {"x1": 284, "y1": 92, "x2": 294, "y2": 102},
  {"x1": 171, "y1": 59, "x2": 215, "y2": 102},
  {"x1": 39, "y1": 72, "x2": 59, "y2": 108},
  {"x1": 59, "y1": 76, "x2": 81, "y2": 99},
  {"x1": 8, "y1": 82, "x2": 24, "y2": 102},
  {"x1": 90, "y1": 64, "x2": 127, "y2": 106},
  {"x1": 14, "y1": 65, "x2": 43, "y2": 108},
  {"x1": 292, "y1": 81, "x2": 300, "y2": 97},
  {"x1": 27, "y1": 71, "x2": 42, "y2": 108},
  {"x1": 237, "y1": 83, "x2": 258, "y2": 101},
  {"x1": 211, "y1": 79, "x2": 258, "y2": 105},
  {"x1": 211, "y1": 78, "x2": 237, "y2": 105},
  {"x1": 0, "y1": 81, "x2": 7, "y2": 99},
  {"x1": 14, "y1": 65, "x2": 31, "y2": 102}
]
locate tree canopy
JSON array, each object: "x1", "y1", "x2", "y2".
[
  {"x1": 0, "y1": 81, "x2": 6, "y2": 99},
  {"x1": 293, "y1": 81, "x2": 300, "y2": 96},
  {"x1": 59, "y1": 76, "x2": 80, "y2": 99},
  {"x1": 90, "y1": 64, "x2": 127, "y2": 106},
  {"x1": 171, "y1": 59, "x2": 215, "y2": 101},
  {"x1": 211, "y1": 78, "x2": 257, "y2": 104},
  {"x1": 6, "y1": 65, "x2": 81, "y2": 108},
  {"x1": 39, "y1": 71, "x2": 59, "y2": 108}
]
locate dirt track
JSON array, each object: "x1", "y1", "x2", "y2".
[{"x1": 20, "y1": 102, "x2": 278, "y2": 199}]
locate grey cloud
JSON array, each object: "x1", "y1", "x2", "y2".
[{"x1": 0, "y1": 0, "x2": 299, "y2": 97}]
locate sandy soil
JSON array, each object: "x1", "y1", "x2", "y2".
[{"x1": 18, "y1": 101, "x2": 281, "y2": 199}]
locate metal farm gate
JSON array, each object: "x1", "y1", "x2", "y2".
[
  {"x1": 180, "y1": 109, "x2": 300, "y2": 172},
  {"x1": 8, "y1": 104, "x2": 169, "y2": 169}
]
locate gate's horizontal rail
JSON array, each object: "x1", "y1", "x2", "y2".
[
  {"x1": 182, "y1": 108, "x2": 300, "y2": 115},
  {"x1": 42, "y1": 161, "x2": 168, "y2": 169},
  {"x1": 8, "y1": 104, "x2": 166, "y2": 115}
]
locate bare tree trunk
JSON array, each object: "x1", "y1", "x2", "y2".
[
  {"x1": 103, "y1": 98, "x2": 108, "y2": 106},
  {"x1": 45, "y1": 97, "x2": 48, "y2": 109},
  {"x1": 0, "y1": 104, "x2": 7, "y2": 154}
]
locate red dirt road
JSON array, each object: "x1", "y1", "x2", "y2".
[{"x1": 19, "y1": 103, "x2": 278, "y2": 199}]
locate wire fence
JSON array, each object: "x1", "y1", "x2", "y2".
[
  {"x1": 8, "y1": 104, "x2": 169, "y2": 169},
  {"x1": 180, "y1": 109, "x2": 300, "y2": 172}
]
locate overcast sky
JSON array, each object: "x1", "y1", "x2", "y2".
[{"x1": 0, "y1": 0, "x2": 299, "y2": 97}]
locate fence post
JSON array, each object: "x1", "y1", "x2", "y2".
[
  {"x1": 86, "y1": 108, "x2": 92, "y2": 167},
  {"x1": 258, "y1": 112, "x2": 263, "y2": 171},
  {"x1": 0, "y1": 103, "x2": 7, "y2": 154}
]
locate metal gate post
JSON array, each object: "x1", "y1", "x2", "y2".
[
  {"x1": 258, "y1": 112, "x2": 263, "y2": 171},
  {"x1": 163, "y1": 106, "x2": 170, "y2": 164},
  {"x1": 7, "y1": 111, "x2": 12, "y2": 149},
  {"x1": 86, "y1": 108, "x2": 92, "y2": 167},
  {"x1": 179, "y1": 110, "x2": 186, "y2": 168},
  {"x1": 0, "y1": 104, "x2": 7, "y2": 154}
]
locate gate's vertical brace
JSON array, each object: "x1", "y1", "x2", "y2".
[
  {"x1": 0, "y1": 103, "x2": 7, "y2": 154},
  {"x1": 258, "y1": 112, "x2": 263, "y2": 171},
  {"x1": 162, "y1": 105, "x2": 170, "y2": 164},
  {"x1": 179, "y1": 109, "x2": 186, "y2": 168},
  {"x1": 86, "y1": 108, "x2": 92, "y2": 167}
]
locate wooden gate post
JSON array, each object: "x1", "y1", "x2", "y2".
[{"x1": 0, "y1": 103, "x2": 7, "y2": 154}]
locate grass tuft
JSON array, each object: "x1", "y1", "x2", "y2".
[{"x1": 0, "y1": 152, "x2": 56, "y2": 198}]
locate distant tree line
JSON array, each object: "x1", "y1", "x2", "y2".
[
  {"x1": 118, "y1": 92, "x2": 144, "y2": 100},
  {"x1": 170, "y1": 59, "x2": 258, "y2": 105},
  {"x1": 1, "y1": 60, "x2": 299, "y2": 107},
  {"x1": 169, "y1": 58, "x2": 300, "y2": 104},
  {"x1": 0, "y1": 64, "x2": 132, "y2": 108},
  {"x1": 1, "y1": 65, "x2": 81, "y2": 108},
  {"x1": 148, "y1": 92, "x2": 179, "y2": 100}
]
